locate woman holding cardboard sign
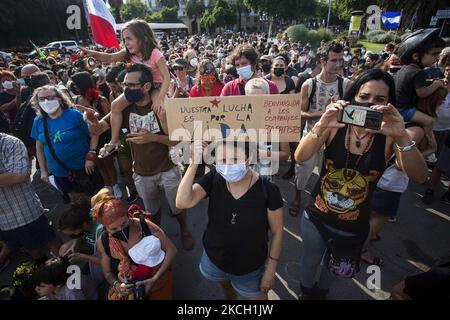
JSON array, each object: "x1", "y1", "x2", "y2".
[{"x1": 294, "y1": 69, "x2": 428, "y2": 299}]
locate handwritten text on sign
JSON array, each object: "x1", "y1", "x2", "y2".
[{"x1": 166, "y1": 94, "x2": 301, "y2": 142}]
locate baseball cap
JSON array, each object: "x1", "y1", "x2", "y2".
[{"x1": 172, "y1": 58, "x2": 188, "y2": 69}]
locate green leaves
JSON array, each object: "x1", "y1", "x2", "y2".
[
  {"x1": 120, "y1": 0, "x2": 150, "y2": 21},
  {"x1": 201, "y1": 0, "x2": 235, "y2": 31}
]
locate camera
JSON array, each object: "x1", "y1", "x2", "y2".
[
  {"x1": 338, "y1": 105, "x2": 383, "y2": 130},
  {"x1": 126, "y1": 278, "x2": 146, "y2": 300}
]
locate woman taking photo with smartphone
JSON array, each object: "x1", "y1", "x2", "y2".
[{"x1": 294, "y1": 69, "x2": 428, "y2": 299}]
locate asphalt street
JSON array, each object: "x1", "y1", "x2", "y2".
[{"x1": 1, "y1": 160, "x2": 449, "y2": 300}]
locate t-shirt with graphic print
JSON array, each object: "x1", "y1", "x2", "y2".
[
  {"x1": 122, "y1": 102, "x2": 174, "y2": 176},
  {"x1": 303, "y1": 77, "x2": 350, "y2": 133},
  {"x1": 31, "y1": 109, "x2": 89, "y2": 177},
  {"x1": 306, "y1": 126, "x2": 386, "y2": 237}
]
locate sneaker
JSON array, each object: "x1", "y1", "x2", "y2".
[
  {"x1": 126, "y1": 189, "x2": 139, "y2": 204},
  {"x1": 426, "y1": 153, "x2": 438, "y2": 164},
  {"x1": 388, "y1": 217, "x2": 398, "y2": 223},
  {"x1": 112, "y1": 184, "x2": 123, "y2": 199},
  {"x1": 440, "y1": 192, "x2": 450, "y2": 204},
  {"x1": 422, "y1": 189, "x2": 434, "y2": 205}
]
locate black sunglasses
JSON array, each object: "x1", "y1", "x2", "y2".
[{"x1": 200, "y1": 68, "x2": 215, "y2": 75}]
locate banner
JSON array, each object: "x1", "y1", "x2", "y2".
[
  {"x1": 85, "y1": 0, "x2": 120, "y2": 50},
  {"x1": 381, "y1": 12, "x2": 402, "y2": 30},
  {"x1": 166, "y1": 94, "x2": 301, "y2": 142}
]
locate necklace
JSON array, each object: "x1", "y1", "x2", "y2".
[
  {"x1": 345, "y1": 126, "x2": 374, "y2": 172},
  {"x1": 352, "y1": 126, "x2": 370, "y2": 148},
  {"x1": 227, "y1": 171, "x2": 253, "y2": 225}
]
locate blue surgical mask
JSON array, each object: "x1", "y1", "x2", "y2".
[
  {"x1": 236, "y1": 65, "x2": 254, "y2": 81},
  {"x1": 124, "y1": 87, "x2": 144, "y2": 103},
  {"x1": 215, "y1": 163, "x2": 248, "y2": 182}
]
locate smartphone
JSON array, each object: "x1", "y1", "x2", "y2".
[{"x1": 338, "y1": 105, "x2": 383, "y2": 130}]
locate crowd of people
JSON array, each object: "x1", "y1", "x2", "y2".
[{"x1": 0, "y1": 19, "x2": 449, "y2": 300}]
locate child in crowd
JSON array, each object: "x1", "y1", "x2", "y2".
[
  {"x1": 80, "y1": 19, "x2": 170, "y2": 158},
  {"x1": 34, "y1": 257, "x2": 97, "y2": 300},
  {"x1": 395, "y1": 28, "x2": 446, "y2": 137}
]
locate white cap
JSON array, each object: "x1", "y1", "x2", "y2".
[{"x1": 128, "y1": 236, "x2": 165, "y2": 268}]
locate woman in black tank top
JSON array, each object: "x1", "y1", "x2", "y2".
[
  {"x1": 266, "y1": 56, "x2": 295, "y2": 94},
  {"x1": 293, "y1": 69, "x2": 428, "y2": 299}
]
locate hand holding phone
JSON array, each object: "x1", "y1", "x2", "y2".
[{"x1": 338, "y1": 104, "x2": 383, "y2": 130}]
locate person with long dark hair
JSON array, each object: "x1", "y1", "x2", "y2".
[{"x1": 294, "y1": 69, "x2": 428, "y2": 299}]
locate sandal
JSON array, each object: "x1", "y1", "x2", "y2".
[
  {"x1": 360, "y1": 250, "x2": 383, "y2": 267},
  {"x1": 98, "y1": 143, "x2": 120, "y2": 159},
  {"x1": 288, "y1": 202, "x2": 301, "y2": 217},
  {"x1": 370, "y1": 234, "x2": 381, "y2": 242}
]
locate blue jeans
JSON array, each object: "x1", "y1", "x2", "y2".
[
  {"x1": 299, "y1": 211, "x2": 336, "y2": 290},
  {"x1": 199, "y1": 250, "x2": 265, "y2": 298}
]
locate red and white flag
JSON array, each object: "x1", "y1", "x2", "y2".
[{"x1": 85, "y1": 0, "x2": 120, "y2": 50}]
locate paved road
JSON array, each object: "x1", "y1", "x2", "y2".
[{"x1": 1, "y1": 160, "x2": 449, "y2": 300}]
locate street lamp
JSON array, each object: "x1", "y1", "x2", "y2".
[{"x1": 326, "y1": 0, "x2": 332, "y2": 30}]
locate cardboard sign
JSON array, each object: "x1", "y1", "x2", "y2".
[{"x1": 166, "y1": 94, "x2": 301, "y2": 142}]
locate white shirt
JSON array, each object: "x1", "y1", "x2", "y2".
[{"x1": 434, "y1": 92, "x2": 450, "y2": 131}]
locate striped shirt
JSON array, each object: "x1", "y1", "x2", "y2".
[{"x1": 0, "y1": 133, "x2": 43, "y2": 231}]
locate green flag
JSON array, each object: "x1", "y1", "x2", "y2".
[{"x1": 30, "y1": 41, "x2": 45, "y2": 59}]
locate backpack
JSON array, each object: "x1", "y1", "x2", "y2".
[
  {"x1": 307, "y1": 76, "x2": 344, "y2": 111},
  {"x1": 11, "y1": 100, "x2": 36, "y2": 147}
]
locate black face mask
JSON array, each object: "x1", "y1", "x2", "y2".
[
  {"x1": 112, "y1": 225, "x2": 130, "y2": 242},
  {"x1": 273, "y1": 67, "x2": 285, "y2": 77},
  {"x1": 24, "y1": 77, "x2": 31, "y2": 87},
  {"x1": 262, "y1": 64, "x2": 271, "y2": 73}
]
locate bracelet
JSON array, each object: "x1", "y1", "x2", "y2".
[
  {"x1": 85, "y1": 155, "x2": 96, "y2": 161},
  {"x1": 396, "y1": 140, "x2": 416, "y2": 152},
  {"x1": 112, "y1": 280, "x2": 120, "y2": 290},
  {"x1": 269, "y1": 255, "x2": 280, "y2": 262},
  {"x1": 89, "y1": 149, "x2": 97, "y2": 154}
]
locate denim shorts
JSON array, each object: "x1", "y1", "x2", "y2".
[
  {"x1": 199, "y1": 251, "x2": 265, "y2": 298},
  {"x1": 371, "y1": 187, "x2": 402, "y2": 217},
  {"x1": 398, "y1": 108, "x2": 416, "y2": 122}
]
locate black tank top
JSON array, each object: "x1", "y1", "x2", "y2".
[{"x1": 307, "y1": 126, "x2": 386, "y2": 237}]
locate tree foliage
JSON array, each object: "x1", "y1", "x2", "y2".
[
  {"x1": 331, "y1": 0, "x2": 379, "y2": 21},
  {"x1": 243, "y1": 0, "x2": 317, "y2": 20},
  {"x1": 120, "y1": 0, "x2": 150, "y2": 21},
  {"x1": 157, "y1": 0, "x2": 180, "y2": 8},
  {"x1": 147, "y1": 6, "x2": 180, "y2": 23},
  {"x1": 201, "y1": 0, "x2": 235, "y2": 32},
  {"x1": 108, "y1": 0, "x2": 123, "y2": 23},
  {"x1": 186, "y1": 0, "x2": 205, "y2": 19}
]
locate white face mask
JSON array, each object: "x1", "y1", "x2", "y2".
[
  {"x1": 216, "y1": 163, "x2": 248, "y2": 182},
  {"x1": 190, "y1": 58, "x2": 199, "y2": 67},
  {"x1": 39, "y1": 99, "x2": 60, "y2": 115},
  {"x1": 2, "y1": 80, "x2": 13, "y2": 90}
]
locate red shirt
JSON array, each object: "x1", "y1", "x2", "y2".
[
  {"x1": 189, "y1": 81, "x2": 224, "y2": 97},
  {"x1": 221, "y1": 77, "x2": 279, "y2": 96}
]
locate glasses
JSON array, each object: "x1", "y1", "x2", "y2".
[
  {"x1": 37, "y1": 95, "x2": 58, "y2": 102},
  {"x1": 123, "y1": 82, "x2": 142, "y2": 89},
  {"x1": 200, "y1": 68, "x2": 215, "y2": 75}
]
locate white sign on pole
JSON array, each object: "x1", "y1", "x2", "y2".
[
  {"x1": 436, "y1": 9, "x2": 450, "y2": 19},
  {"x1": 430, "y1": 16, "x2": 438, "y2": 26}
]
